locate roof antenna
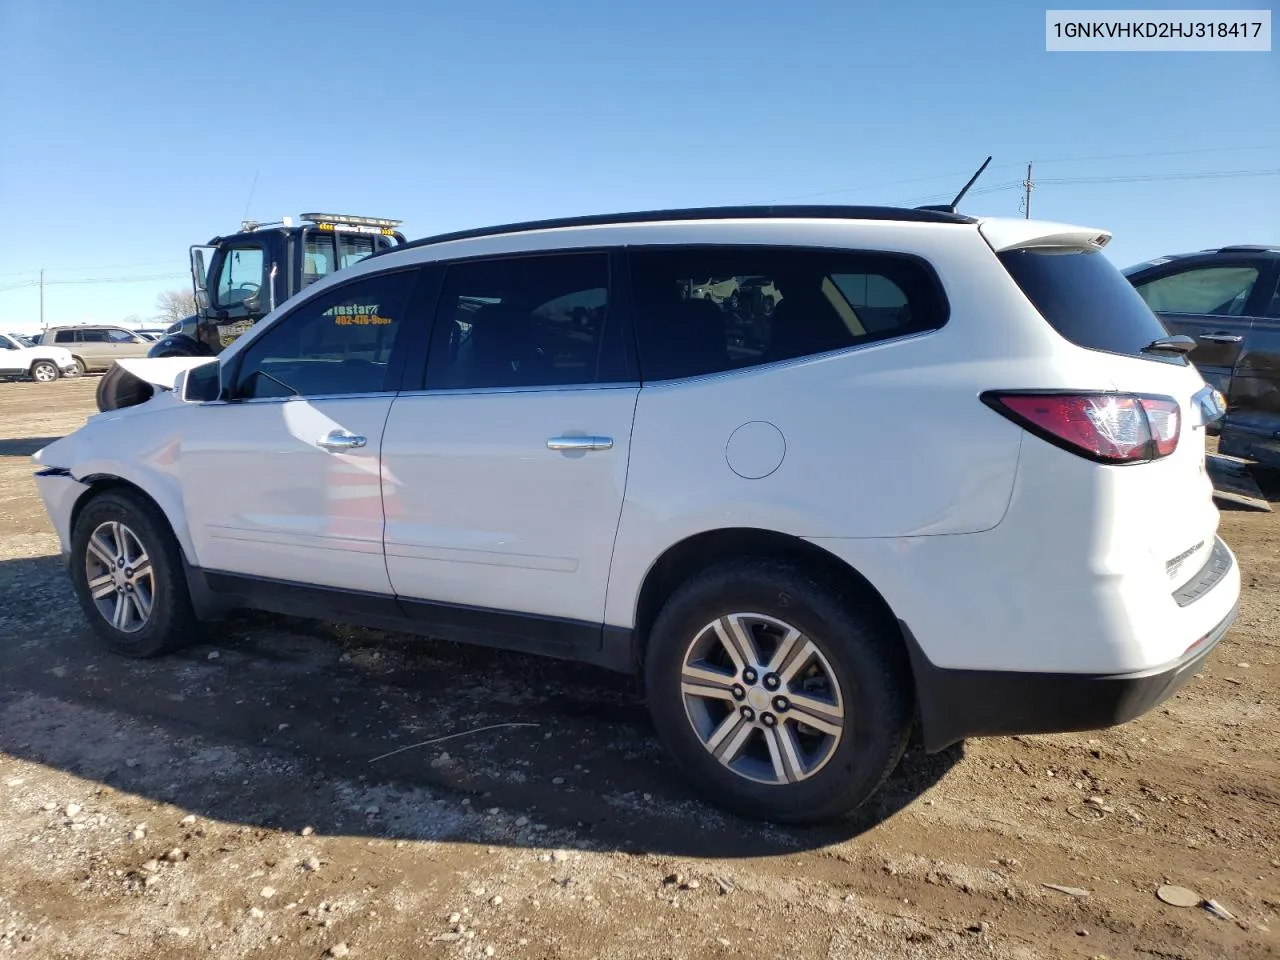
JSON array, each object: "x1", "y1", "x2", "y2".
[
  {"x1": 240, "y1": 168, "x2": 261, "y2": 232},
  {"x1": 917, "y1": 156, "x2": 993, "y2": 214}
]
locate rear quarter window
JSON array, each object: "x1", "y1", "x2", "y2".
[
  {"x1": 629, "y1": 246, "x2": 949, "y2": 382},
  {"x1": 998, "y1": 247, "x2": 1179, "y2": 362}
]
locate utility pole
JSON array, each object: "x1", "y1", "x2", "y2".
[
  {"x1": 1023, "y1": 162, "x2": 1033, "y2": 219},
  {"x1": 39, "y1": 269, "x2": 45, "y2": 329}
]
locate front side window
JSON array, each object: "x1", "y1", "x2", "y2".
[
  {"x1": 0, "y1": 335, "x2": 19, "y2": 350},
  {"x1": 215, "y1": 246, "x2": 265, "y2": 307},
  {"x1": 107, "y1": 329, "x2": 138, "y2": 343},
  {"x1": 629, "y1": 247, "x2": 948, "y2": 381},
  {"x1": 233, "y1": 268, "x2": 420, "y2": 399},
  {"x1": 1134, "y1": 265, "x2": 1261, "y2": 317},
  {"x1": 78, "y1": 329, "x2": 109, "y2": 343},
  {"x1": 425, "y1": 253, "x2": 612, "y2": 390}
]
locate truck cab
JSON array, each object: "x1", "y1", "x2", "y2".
[{"x1": 157, "y1": 212, "x2": 406, "y2": 357}]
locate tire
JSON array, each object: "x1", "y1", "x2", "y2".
[
  {"x1": 644, "y1": 559, "x2": 913, "y2": 824},
  {"x1": 29, "y1": 360, "x2": 59, "y2": 383},
  {"x1": 68, "y1": 488, "x2": 199, "y2": 658},
  {"x1": 72, "y1": 357, "x2": 88, "y2": 376}
]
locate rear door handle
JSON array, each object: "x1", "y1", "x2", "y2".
[
  {"x1": 1199, "y1": 333, "x2": 1243, "y2": 343},
  {"x1": 547, "y1": 436, "x2": 613, "y2": 451},
  {"x1": 317, "y1": 430, "x2": 367, "y2": 450}
]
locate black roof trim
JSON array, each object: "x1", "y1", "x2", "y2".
[
  {"x1": 372, "y1": 204, "x2": 977, "y2": 259},
  {"x1": 1213, "y1": 244, "x2": 1280, "y2": 254}
]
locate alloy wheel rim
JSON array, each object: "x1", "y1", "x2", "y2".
[
  {"x1": 680, "y1": 612, "x2": 845, "y2": 785},
  {"x1": 34, "y1": 365, "x2": 56, "y2": 382},
  {"x1": 84, "y1": 520, "x2": 155, "y2": 634}
]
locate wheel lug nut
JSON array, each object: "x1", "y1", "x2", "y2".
[
  {"x1": 742, "y1": 668, "x2": 758, "y2": 684},
  {"x1": 762, "y1": 712, "x2": 776, "y2": 727},
  {"x1": 763, "y1": 673, "x2": 780, "y2": 690},
  {"x1": 731, "y1": 684, "x2": 746, "y2": 701},
  {"x1": 739, "y1": 706, "x2": 755, "y2": 722},
  {"x1": 772, "y1": 696, "x2": 789, "y2": 712}
]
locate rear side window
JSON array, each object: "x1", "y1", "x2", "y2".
[
  {"x1": 998, "y1": 248, "x2": 1177, "y2": 361},
  {"x1": 425, "y1": 252, "x2": 614, "y2": 390},
  {"x1": 1133, "y1": 265, "x2": 1259, "y2": 317},
  {"x1": 628, "y1": 246, "x2": 947, "y2": 382},
  {"x1": 55, "y1": 330, "x2": 75, "y2": 344}
]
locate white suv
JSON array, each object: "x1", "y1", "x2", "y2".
[
  {"x1": 31, "y1": 205, "x2": 1241, "y2": 823},
  {"x1": 0, "y1": 332, "x2": 78, "y2": 382}
]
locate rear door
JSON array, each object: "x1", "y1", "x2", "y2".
[
  {"x1": 1126, "y1": 257, "x2": 1269, "y2": 400},
  {"x1": 76, "y1": 329, "x2": 114, "y2": 370},
  {"x1": 381, "y1": 250, "x2": 638, "y2": 654}
]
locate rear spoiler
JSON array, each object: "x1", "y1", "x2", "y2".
[{"x1": 978, "y1": 218, "x2": 1113, "y2": 253}]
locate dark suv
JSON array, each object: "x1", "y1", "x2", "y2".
[{"x1": 1124, "y1": 246, "x2": 1280, "y2": 469}]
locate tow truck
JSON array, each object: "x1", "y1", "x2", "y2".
[{"x1": 96, "y1": 212, "x2": 406, "y2": 410}]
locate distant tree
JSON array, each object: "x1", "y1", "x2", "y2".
[
  {"x1": 121, "y1": 314, "x2": 143, "y2": 327},
  {"x1": 154, "y1": 289, "x2": 197, "y2": 325}
]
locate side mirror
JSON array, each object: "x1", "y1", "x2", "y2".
[
  {"x1": 181, "y1": 359, "x2": 223, "y2": 403},
  {"x1": 190, "y1": 246, "x2": 214, "y2": 312}
]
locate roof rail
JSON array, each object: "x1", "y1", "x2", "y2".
[
  {"x1": 1215, "y1": 244, "x2": 1280, "y2": 253},
  {"x1": 373, "y1": 204, "x2": 977, "y2": 259}
]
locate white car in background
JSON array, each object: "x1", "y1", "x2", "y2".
[{"x1": 0, "y1": 332, "x2": 79, "y2": 383}]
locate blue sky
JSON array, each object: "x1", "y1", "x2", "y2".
[{"x1": 0, "y1": 0, "x2": 1276, "y2": 331}]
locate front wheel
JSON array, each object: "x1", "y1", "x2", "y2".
[
  {"x1": 68, "y1": 489, "x2": 199, "y2": 658},
  {"x1": 644, "y1": 559, "x2": 913, "y2": 824},
  {"x1": 30, "y1": 360, "x2": 59, "y2": 383}
]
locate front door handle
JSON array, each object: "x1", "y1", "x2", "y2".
[
  {"x1": 317, "y1": 430, "x2": 367, "y2": 451},
  {"x1": 1199, "y1": 332, "x2": 1243, "y2": 343},
  {"x1": 547, "y1": 436, "x2": 613, "y2": 452}
]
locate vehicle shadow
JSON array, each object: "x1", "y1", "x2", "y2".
[
  {"x1": 0, "y1": 437, "x2": 62, "y2": 458},
  {"x1": 0, "y1": 554, "x2": 962, "y2": 860}
]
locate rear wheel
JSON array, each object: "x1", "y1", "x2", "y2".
[
  {"x1": 644, "y1": 559, "x2": 912, "y2": 824},
  {"x1": 29, "y1": 360, "x2": 58, "y2": 383},
  {"x1": 68, "y1": 489, "x2": 198, "y2": 658},
  {"x1": 72, "y1": 357, "x2": 87, "y2": 376}
]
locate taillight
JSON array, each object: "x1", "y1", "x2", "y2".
[{"x1": 982, "y1": 391, "x2": 1180, "y2": 464}]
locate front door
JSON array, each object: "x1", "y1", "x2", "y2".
[
  {"x1": 381, "y1": 251, "x2": 638, "y2": 649},
  {"x1": 179, "y1": 266, "x2": 426, "y2": 595},
  {"x1": 1130, "y1": 260, "x2": 1266, "y2": 400}
]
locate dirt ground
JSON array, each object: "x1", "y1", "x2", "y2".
[{"x1": 0, "y1": 377, "x2": 1276, "y2": 960}]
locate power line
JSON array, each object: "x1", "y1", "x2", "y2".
[
  {"x1": 0, "y1": 259, "x2": 185, "y2": 278},
  {"x1": 0, "y1": 271, "x2": 186, "y2": 293},
  {"x1": 751, "y1": 143, "x2": 1280, "y2": 204},
  {"x1": 895, "y1": 167, "x2": 1280, "y2": 207}
]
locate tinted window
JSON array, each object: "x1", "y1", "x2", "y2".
[
  {"x1": 107, "y1": 329, "x2": 137, "y2": 343},
  {"x1": 1134, "y1": 265, "x2": 1260, "y2": 317},
  {"x1": 629, "y1": 247, "x2": 947, "y2": 381},
  {"x1": 216, "y1": 246, "x2": 265, "y2": 306},
  {"x1": 55, "y1": 330, "x2": 75, "y2": 344},
  {"x1": 998, "y1": 248, "x2": 1176, "y2": 361},
  {"x1": 234, "y1": 269, "x2": 420, "y2": 399},
  {"x1": 303, "y1": 235, "x2": 335, "y2": 287},
  {"x1": 78, "y1": 329, "x2": 109, "y2": 343},
  {"x1": 425, "y1": 253, "x2": 611, "y2": 390}
]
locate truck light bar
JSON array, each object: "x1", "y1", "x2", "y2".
[{"x1": 300, "y1": 213, "x2": 403, "y2": 228}]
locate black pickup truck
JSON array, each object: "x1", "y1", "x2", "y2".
[{"x1": 1124, "y1": 245, "x2": 1280, "y2": 472}]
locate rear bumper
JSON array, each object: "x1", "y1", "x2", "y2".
[{"x1": 904, "y1": 598, "x2": 1239, "y2": 752}]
